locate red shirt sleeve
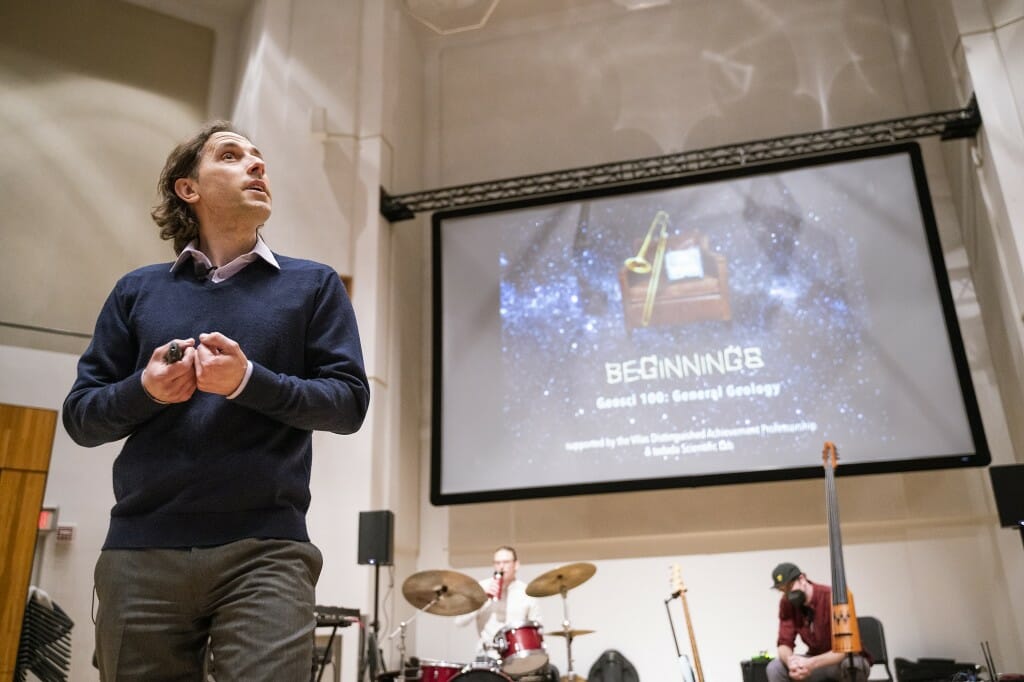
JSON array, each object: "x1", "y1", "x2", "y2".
[{"x1": 777, "y1": 597, "x2": 797, "y2": 648}]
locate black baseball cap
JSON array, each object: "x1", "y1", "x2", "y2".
[{"x1": 770, "y1": 562, "x2": 801, "y2": 589}]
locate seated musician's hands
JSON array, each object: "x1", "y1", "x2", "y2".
[{"x1": 788, "y1": 655, "x2": 812, "y2": 680}]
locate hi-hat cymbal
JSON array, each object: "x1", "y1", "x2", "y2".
[
  {"x1": 526, "y1": 562, "x2": 597, "y2": 597},
  {"x1": 402, "y1": 569, "x2": 486, "y2": 616},
  {"x1": 548, "y1": 629, "x2": 595, "y2": 638}
]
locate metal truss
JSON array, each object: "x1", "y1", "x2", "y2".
[{"x1": 380, "y1": 95, "x2": 980, "y2": 222}]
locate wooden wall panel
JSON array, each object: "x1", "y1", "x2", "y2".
[
  {"x1": 0, "y1": 403, "x2": 57, "y2": 471},
  {"x1": 0, "y1": 404, "x2": 57, "y2": 678}
]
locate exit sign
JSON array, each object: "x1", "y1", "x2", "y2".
[{"x1": 38, "y1": 506, "x2": 59, "y2": 532}]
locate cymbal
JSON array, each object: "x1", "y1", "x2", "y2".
[
  {"x1": 526, "y1": 562, "x2": 596, "y2": 597},
  {"x1": 548, "y1": 629, "x2": 595, "y2": 638},
  {"x1": 402, "y1": 569, "x2": 486, "y2": 616}
]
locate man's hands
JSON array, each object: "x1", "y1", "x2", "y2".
[
  {"x1": 787, "y1": 652, "x2": 847, "y2": 681},
  {"x1": 142, "y1": 332, "x2": 248, "y2": 404},
  {"x1": 787, "y1": 655, "x2": 812, "y2": 680},
  {"x1": 195, "y1": 332, "x2": 248, "y2": 395},
  {"x1": 483, "y1": 576, "x2": 501, "y2": 600}
]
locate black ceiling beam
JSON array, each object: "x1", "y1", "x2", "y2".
[{"x1": 380, "y1": 95, "x2": 980, "y2": 222}]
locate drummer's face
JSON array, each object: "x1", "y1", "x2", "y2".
[{"x1": 493, "y1": 549, "x2": 518, "y2": 581}]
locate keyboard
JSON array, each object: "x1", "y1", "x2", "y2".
[{"x1": 314, "y1": 605, "x2": 360, "y2": 627}]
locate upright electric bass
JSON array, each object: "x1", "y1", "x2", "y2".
[{"x1": 822, "y1": 441, "x2": 862, "y2": 656}]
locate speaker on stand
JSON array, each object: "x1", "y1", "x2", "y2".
[
  {"x1": 358, "y1": 510, "x2": 394, "y2": 682},
  {"x1": 989, "y1": 464, "x2": 1024, "y2": 551}
]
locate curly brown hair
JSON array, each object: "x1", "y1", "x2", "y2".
[{"x1": 150, "y1": 120, "x2": 248, "y2": 254}]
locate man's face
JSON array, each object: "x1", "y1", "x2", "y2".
[
  {"x1": 777, "y1": 574, "x2": 807, "y2": 598},
  {"x1": 493, "y1": 549, "x2": 518, "y2": 582},
  {"x1": 182, "y1": 131, "x2": 272, "y2": 229}
]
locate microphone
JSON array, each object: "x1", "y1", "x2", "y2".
[
  {"x1": 494, "y1": 570, "x2": 504, "y2": 601},
  {"x1": 193, "y1": 261, "x2": 214, "y2": 281}
]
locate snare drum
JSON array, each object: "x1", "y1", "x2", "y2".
[
  {"x1": 416, "y1": 659, "x2": 464, "y2": 682},
  {"x1": 493, "y1": 621, "x2": 548, "y2": 675}
]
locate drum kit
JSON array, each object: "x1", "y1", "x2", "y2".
[{"x1": 384, "y1": 562, "x2": 597, "y2": 682}]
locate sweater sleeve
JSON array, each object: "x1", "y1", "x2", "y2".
[
  {"x1": 231, "y1": 270, "x2": 370, "y2": 434},
  {"x1": 62, "y1": 281, "x2": 166, "y2": 447}
]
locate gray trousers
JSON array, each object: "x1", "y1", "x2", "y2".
[
  {"x1": 94, "y1": 538, "x2": 322, "y2": 682},
  {"x1": 766, "y1": 654, "x2": 870, "y2": 682}
]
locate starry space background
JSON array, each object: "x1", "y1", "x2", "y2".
[
  {"x1": 494, "y1": 169, "x2": 888, "y2": 485},
  {"x1": 436, "y1": 150, "x2": 977, "y2": 495}
]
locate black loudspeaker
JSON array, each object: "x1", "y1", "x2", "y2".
[
  {"x1": 989, "y1": 464, "x2": 1024, "y2": 527},
  {"x1": 741, "y1": 658, "x2": 770, "y2": 682},
  {"x1": 358, "y1": 510, "x2": 394, "y2": 565}
]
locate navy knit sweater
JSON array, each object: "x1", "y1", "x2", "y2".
[{"x1": 63, "y1": 255, "x2": 370, "y2": 549}]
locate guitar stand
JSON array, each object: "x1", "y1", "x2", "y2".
[{"x1": 663, "y1": 596, "x2": 696, "y2": 682}]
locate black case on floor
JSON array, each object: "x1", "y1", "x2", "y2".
[{"x1": 741, "y1": 658, "x2": 770, "y2": 682}]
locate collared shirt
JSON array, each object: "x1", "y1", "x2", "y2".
[
  {"x1": 776, "y1": 580, "x2": 833, "y2": 655},
  {"x1": 162, "y1": 236, "x2": 281, "y2": 399},
  {"x1": 456, "y1": 578, "x2": 542, "y2": 653},
  {"x1": 169, "y1": 235, "x2": 280, "y2": 283}
]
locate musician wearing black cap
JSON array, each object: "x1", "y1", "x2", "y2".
[{"x1": 767, "y1": 562, "x2": 871, "y2": 682}]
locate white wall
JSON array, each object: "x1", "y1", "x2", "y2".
[{"x1": 0, "y1": 0, "x2": 213, "y2": 355}]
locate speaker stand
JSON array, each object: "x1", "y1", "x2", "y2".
[{"x1": 362, "y1": 563, "x2": 386, "y2": 682}]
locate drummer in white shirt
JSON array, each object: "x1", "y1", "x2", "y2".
[
  {"x1": 457, "y1": 545, "x2": 559, "y2": 680},
  {"x1": 457, "y1": 546, "x2": 540, "y2": 652}
]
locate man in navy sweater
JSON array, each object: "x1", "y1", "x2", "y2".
[{"x1": 63, "y1": 121, "x2": 370, "y2": 681}]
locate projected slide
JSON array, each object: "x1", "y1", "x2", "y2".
[{"x1": 433, "y1": 144, "x2": 988, "y2": 503}]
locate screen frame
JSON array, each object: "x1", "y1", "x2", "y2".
[{"x1": 430, "y1": 142, "x2": 990, "y2": 506}]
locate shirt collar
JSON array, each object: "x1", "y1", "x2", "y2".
[{"x1": 170, "y1": 236, "x2": 280, "y2": 280}]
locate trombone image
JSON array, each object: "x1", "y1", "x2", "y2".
[
  {"x1": 618, "y1": 211, "x2": 732, "y2": 331},
  {"x1": 623, "y1": 210, "x2": 671, "y2": 326}
]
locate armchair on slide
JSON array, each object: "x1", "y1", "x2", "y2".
[{"x1": 619, "y1": 222, "x2": 731, "y2": 331}]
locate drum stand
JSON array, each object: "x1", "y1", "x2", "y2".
[
  {"x1": 387, "y1": 594, "x2": 440, "y2": 675},
  {"x1": 555, "y1": 586, "x2": 582, "y2": 682},
  {"x1": 524, "y1": 561, "x2": 597, "y2": 682}
]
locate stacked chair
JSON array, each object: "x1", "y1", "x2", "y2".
[{"x1": 14, "y1": 588, "x2": 74, "y2": 682}]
